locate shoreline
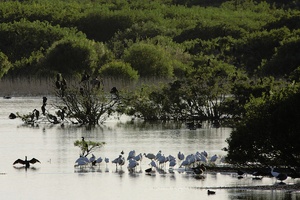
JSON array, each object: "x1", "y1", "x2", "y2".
[{"x1": 193, "y1": 183, "x2": 300, "y2": 191}]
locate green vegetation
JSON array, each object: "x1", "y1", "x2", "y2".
[
  {"x1": 54, "y1": 73, "x2": 120, "y2": 126},
  {"x1": 74, "y1": 137, "x2": 105, "y2": 157},
  {"x1": 1, "y1": 0, "x2": 300, "y2": 167},
  {"x1": 226, "y1": 83, "x2": 300, "y2": 167}
]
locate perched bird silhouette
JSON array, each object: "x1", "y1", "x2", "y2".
[
  {"x1": 13, "y1": 156, "x2": 41, "y2": 168},
  {"x1": 110, "y1": 87, "x2": 119, "y2": 100}
]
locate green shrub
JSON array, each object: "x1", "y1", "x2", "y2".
[
  {"x1": 0, "y1": 52, "x2": 12, "y2": 78},
  {"x1": 123, "y1": 43, "x2": 173, "y2": 78},
  {"x1": 99, "y1": 61, "x2": 139, "y2": 81},
  {"x1": 41, "y1": 38, "x2": 99, "y2": 75}
]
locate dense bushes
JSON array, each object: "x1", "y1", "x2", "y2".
[
  {"x1": 0, "y1": 0, "x2": 299, "y2": 80},
  {"x1": 123, "y1": 43, "x2": 174, "y2": 78},
  {"x1": 226, "y1": 84, "x2": 300, "y2": 166},
  {"x1": 0, "y1": 52, "x2": 11, "y2": 78},
  {"x1": 99, "y1": 61, "x2": 139, "y2": 81}
]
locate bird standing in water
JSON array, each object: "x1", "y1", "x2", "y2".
[
  {"x1": 13, "y1": 156, "x2": 40, "y2": 169},
  {"x1": 270, "y1": 167, "x2": 288, "y2": 183},
  {"x1": 207, "y1": 190, "x2": 216, "y2": 195}
]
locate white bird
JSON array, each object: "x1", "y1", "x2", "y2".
[
  {"x1": 118, "y1": 156, "x2": 125, "y2": 167},
  {"x1": 200, "y1": 153, "x2": 208, "y2": 163},
  {"x1": 201, "y1": 151, "x2": 208, "y2": 158},
  {"x1": 112, "y1": 155, "x2": 125, "y2": 169},
  {"x1": 75, "y1": 159, "x2": 88, "y2": 167},
  {"x1": 157, "y1": 154, "x2": 167, "y2": 168},
  {"x1": 270, "y1": 167, "x2": 288, "y2": 183},
  {"x1": 105, "y1": 157, "x2": 109, "y2": 167},
  {"x1": 168, "y1": 154, "x2": 176, "y2": 161},
  {"x1": 75, "y1": 157, "x2": 89, "y2": 167},
  {"x1": 184, "y1": 154, "x2": 195, "y2": 167},
  {"x1": 188, "y1": 154, "x2": 196, "y2": 166},
  {"x1": 89, "y1": 154, "x2": 96, "y2": 165},
  {"x1": 169, "y1": 159, "x2": 176, "y2": 168},
  {"x1": 144, "y1": 153, "x2": 155, "y2": 160},
  {"x1": 112, "y1": 156, "x2": 120, "y2": 165},
  {"x1": 127, "y1": 150, "x2": 136, "y2": 160},
  {"x1": 96, "y1": 157, "x2": 103, "y2": 165},
  {"x1": 195, "y1": 153, "x2": 202, "y2": 163},
  {"x1": 270, "y1": 167, "x2": 280, "y2": 177},
  {"x1": 128, "y1": 159, "x2": 139, "y2": 172},
  {"x1": 150, "y1": 160, "x2": 157, "y2": 168},
  {"x1": 178, "y1": 151, "x2": 185, "y2": 161},
  {"x1": 133, "y1": 153, "x2": 143, "y2": 163},
  {"x1": 75, "y1": 156, "x2": 89, "y2": 163},
  {"x1": 155, "y1": 150, "x2": 162, "y2": 160},
  {"x1": 210, "y1": 154, "x2": 218, "y2": 163},
  {"x1": 180, "y1": 159, "x2": 190, "y2": 168}
]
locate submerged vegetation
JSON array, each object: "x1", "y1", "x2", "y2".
[{"x1": 1, "y1": 0, "x2": 300, "y2": 167}]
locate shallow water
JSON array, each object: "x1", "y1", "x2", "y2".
[{"x1": 0, "y1": 97, "x2": 299, "y2": 200}]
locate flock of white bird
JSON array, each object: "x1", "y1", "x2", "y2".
[{"x1": 74, "y1": 150, "x2": 225, "y2": 174}]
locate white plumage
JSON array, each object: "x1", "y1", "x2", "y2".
[
  {"x1": 210, "y1": 154, "x2": 218, "y2": 162},
  {"x1": 127, "y1": 150, "x2": 136, "y2": 160},
  {"x1": 128, "y1": 158, "x2": 139, "y2": 172}
]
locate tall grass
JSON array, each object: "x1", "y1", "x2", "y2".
[{"x1": 0, "y1": 77, "x2": 171, "y2": 97}]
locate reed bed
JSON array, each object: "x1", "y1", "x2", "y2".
[{"x1": 0, "y1": 77, "x2": 171, "y2": 97}]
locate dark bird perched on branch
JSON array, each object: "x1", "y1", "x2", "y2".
[
  {"x1": 55, "y1": 74, "x2": 67, "y2": 97},
  {"x1": 13, "y1": 156, "x2": 41, "y2": 168},
  {"x1": 47, "y1": 113, "x2": 59, "y2": 124},
  {"x1": 41, "y1": 96, "x2": 48, "y2": 115},
  {"x1": 55, "y1": 74, "x2": 61, "y2": 89},
  {"x1": 41, "y1": 105, "x2": 46, "y2": 115},
  {"x1": 110, "y1": 87, "x2": 119, "y2": 100},
  {"x1": 191, "y1": 164, "x2": 206, "y2": 175},
  {"x1": 79, "y1": 137, "x2": 89, "y2": 157},
  {"x1": 81, "y1": 71, "x2": 90, "y2": 83},
  {"x1": 32, "y1": 109, "x2": 40, "y2": 120},
  {"x1": 90, "y1": 77, "x2": 102, "y2": 89},
  {"x1": 43, "y1": 96, "x2": 47, "y2": 105},
  {"x1": 57, "y1": 107, "x2": 67, "y2": 120}
]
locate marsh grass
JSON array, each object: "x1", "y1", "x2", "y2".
[{"x1": 0, "y1": 77, "x2": 171, "y2": 97}]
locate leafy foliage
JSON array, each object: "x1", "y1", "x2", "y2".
[
  {"x1": 74, "y1": 138, "x2": 105, "y2": 157},
  {"x1": 99, "y1": 61, "x2": 139, "y2": 81},
  {"x1": 123, "y1": 43, "x2": 173, "y2": 78},
  {"x1": 226, "y1": 83, "x2": 300, "y2": 167},
  {"x1": 0, "y1": 52, "x2": 11, "y2": 78},
  {"x1": 1, "y1": 0, "x2": 297, "y2": 80}
]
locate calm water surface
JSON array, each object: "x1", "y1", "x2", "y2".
[{"x1": 0, "y1": 97, "x2": 299, "y2": 200}]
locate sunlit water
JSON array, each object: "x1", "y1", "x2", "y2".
[{"x1": 0, "y1": 97, "x2": 299, "y2": 200}]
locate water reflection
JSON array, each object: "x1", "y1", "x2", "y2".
[
  {"x1": 228, "y1": 189, "x2": 298, "y2": 200},
  {"x1": 13, "y1": 166, "x2": 41, "y2": 171},
  {"x1": 0, "y1": 97, "x2": 300, "y2": 200}
]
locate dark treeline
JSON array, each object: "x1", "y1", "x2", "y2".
[{"x1": 1, "y1": 0, "x2": 300, "y2": 167}]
